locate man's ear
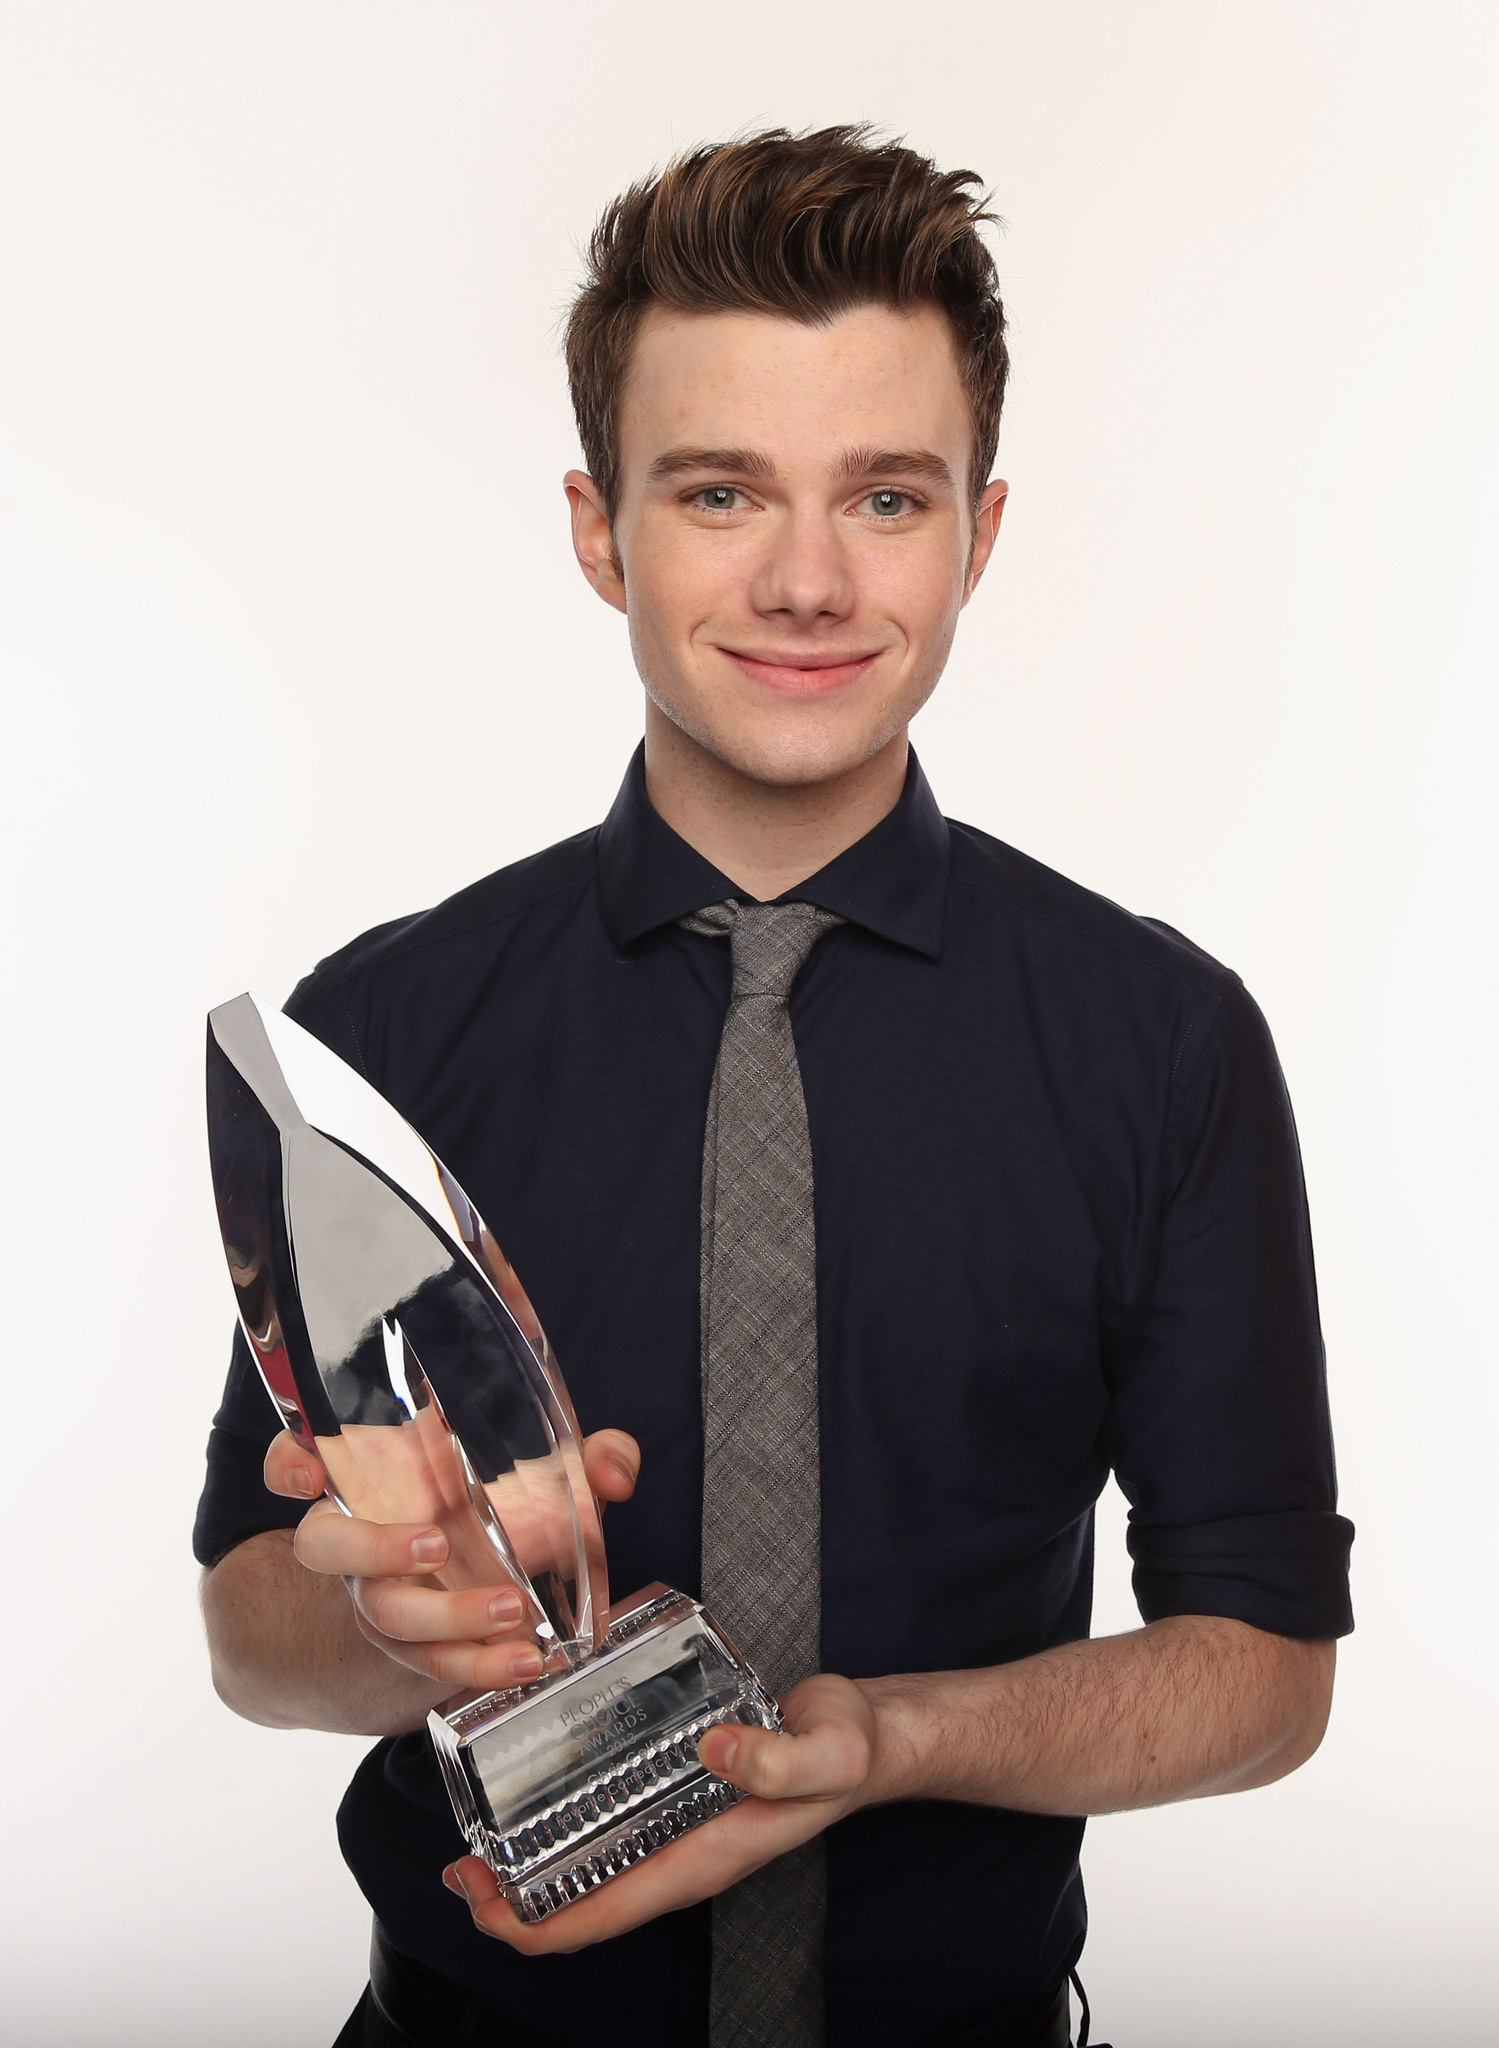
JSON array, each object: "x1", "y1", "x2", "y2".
[
  {"x1": 963, "y1": 479, "x2": 1009, "y2": 603},
  {"x1": 564, "y1": 470, "x2": 627, "y2": 615}
]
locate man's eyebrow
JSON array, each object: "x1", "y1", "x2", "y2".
[
  {"x1": 835, "y1": 447, "x2": 956, "y2": 488},
  {"x1": 645, "y1": 446, "x2": 778, "y2": 484}
]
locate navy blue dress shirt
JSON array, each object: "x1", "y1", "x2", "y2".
[{"x1": 195, "y1": 747, "x2": 1353, "y2": 2048}]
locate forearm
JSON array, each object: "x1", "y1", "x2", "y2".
[
  {"x1": 860, "y1": 1615, "x2": 1335, "y2": 1817},
  {"x1": 200, "y1": 1529, "x2": 451, "y2": 1737}
]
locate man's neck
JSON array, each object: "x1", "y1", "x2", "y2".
[{"x1": 642, "y1": 706, "x2": 908, "y2": 901}]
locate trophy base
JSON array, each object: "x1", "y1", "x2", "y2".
[{"x1": 429, "y1": 1586, "x2": 780, "y2": 1923}]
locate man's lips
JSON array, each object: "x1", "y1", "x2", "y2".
[{"x1": 721, "y1": 649, "x2": 882, "y2": 697}]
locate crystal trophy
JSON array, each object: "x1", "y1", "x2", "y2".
[{"x1": 206, "y1": 993, "x2": 780, "y2": 1922}]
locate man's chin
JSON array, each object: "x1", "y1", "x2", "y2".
[
  {"x1": 648, "y1": 698, "x2": 910, "y2": 792},
  {"x1": 711, "y1": 734, "x2": 902, "y2": 791}
]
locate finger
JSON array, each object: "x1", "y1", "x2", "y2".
[
  {"x1": 698, "y1": 1677, "x2": 872, "y2": 1802},
  {"x1": 292, "y1": 1500, "x2": 450, "y2": 1579},
  {"x1": 698, "y1": 1723, "x2": 866, "y2": 1802},
  {"x1": 353, "y1": 1576, "x2": 529, "y2": 1647},
  {"x1": 264, "y1": 1430, "x2": 327, "y2": 1501},
  {"x1": 358, "y1": 1619, "x2": 546, "y2": 1693},
  {"x1": 582, "y1": 1429, "x2": 640, "y2": 1504}
]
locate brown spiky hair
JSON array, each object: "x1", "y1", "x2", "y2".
[{"x1": 565, "y1": 125, "x2": 1009, "y2": 518}]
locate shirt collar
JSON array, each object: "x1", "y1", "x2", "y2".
[{"x1": 597, "y1": 743, "x2": 950, "y2": 959}]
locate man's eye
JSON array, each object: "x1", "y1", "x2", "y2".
[
  {"x1": 692, "y1": 486, "x2": 746, "y2": 513},
  {"x1": 863, "y1": 489, "x2": 916, "y2": 518}
]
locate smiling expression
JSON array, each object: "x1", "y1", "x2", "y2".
[{"x1": 567, "y1": 301, "x2": 1007, "y2": 788}]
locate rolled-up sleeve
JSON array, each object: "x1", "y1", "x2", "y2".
[{"x1": 1109, "y1": 981, "x2": 1354, "y2": 1638}]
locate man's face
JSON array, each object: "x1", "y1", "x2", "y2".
[{"x1": 567, "y1": 302, "x2": 1006, "y2": 788}]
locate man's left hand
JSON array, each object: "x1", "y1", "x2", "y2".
[
  {"x1": 442, "y1": 1673, "x2": 882, "y2": 1953},
  {"x1": 442, "y1": 1615, "x2": 1337, "y2": 1952}
]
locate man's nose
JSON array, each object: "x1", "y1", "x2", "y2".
[{"x1": 748, "y1": 507, "x2": 856, "y2": 625}]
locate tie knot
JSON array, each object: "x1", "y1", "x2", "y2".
[{"x1": 681, "y1": 899, "x2": 844, "y2": 1001}]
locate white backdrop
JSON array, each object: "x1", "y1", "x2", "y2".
[{"x1": 2, "y1": 5, "x2": 1495, "y2": 2043}]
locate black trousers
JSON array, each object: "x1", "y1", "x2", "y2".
[{"x1": 334, "y1": 1925, "x2": 1075, "y2": 2048}]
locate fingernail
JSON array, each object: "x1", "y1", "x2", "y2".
[
  {"x1": 488, "y1": 1592, "x2": 522, "y2": 1624},
  {"x1": 286, "y1": 1467, "x2": 319, "y2": 1498},
  {"x1": 410, "y1": 1530, "x2": 445, "y2": 1563},
  {"x1": 716, "y1": 1735, "x2": 739, "y2": 1773},
  {"x1": 442, "y1": 1865, "x2": 462, "y2": 1894},
  {"x1": 511, "y1": 1646, "x2": 545, "y2": 1679},
  {"x1": 608, "y1": 1456, "x2": 635, "y2": 1483}
]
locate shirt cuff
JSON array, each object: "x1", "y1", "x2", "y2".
[{"x1": 1127, "y1": 1509, "x2": 1354, "y2": 1639}]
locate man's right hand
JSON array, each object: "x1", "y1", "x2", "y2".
[{"x1": 261, "y1": 1427, "x2": 641, "y2": 1700}]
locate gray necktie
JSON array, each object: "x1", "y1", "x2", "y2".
[{"x1": 679, "y1": 897, "x2": 844, "y2": 2048}]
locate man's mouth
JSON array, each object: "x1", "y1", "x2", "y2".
[{"x1": 721, "y1": 648, "x2": 882, "y2": 697}]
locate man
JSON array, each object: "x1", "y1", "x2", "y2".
[{"x1": 196, "y1": 128, "x2": 1352, "y2": 2048}]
